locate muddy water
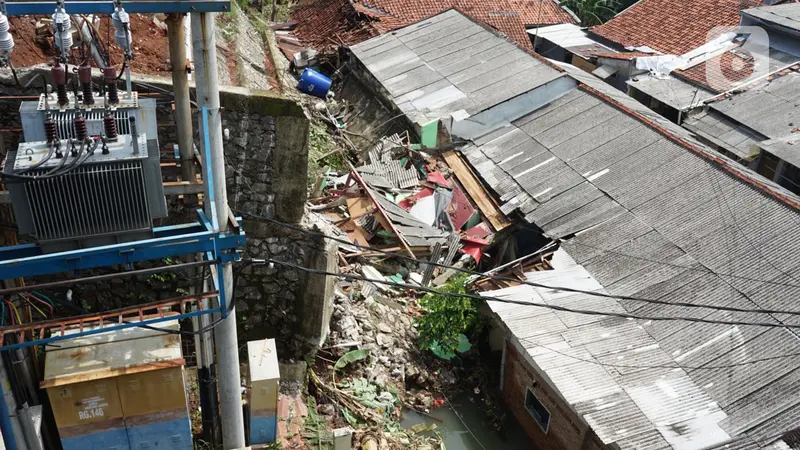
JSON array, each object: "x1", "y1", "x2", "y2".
[{"x1": 402, "y1": 395, "x2": 534, "y2": 449}]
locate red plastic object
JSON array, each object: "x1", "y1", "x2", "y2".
[
  {"x1": 464, "y1": 223, "x2": 491, "y2": 240},
  {"x1": 448, "y1": 184, "x2": 476, "y2": 230},
  {"x1": 427, "y1": 171, "x2": 450, "y2": 188}
]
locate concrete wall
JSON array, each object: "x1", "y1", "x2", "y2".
[
  {"x1": 0, "y1": 67, "x2": 336, "y2": 360},
  {"x1": 502, "y1": 339, "x2": 607, "y2": 450}
]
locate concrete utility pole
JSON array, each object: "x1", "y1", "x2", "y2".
[
  {"x1": 166, "y1": 14, "x2": 196, "y2": 191},
  {"x1": 191, "y1": 12, "x2": 246, "y2": 449}
]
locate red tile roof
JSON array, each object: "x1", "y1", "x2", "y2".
[
  {"x1": 590, "y1": 0, "x2": 761, "y2": 55},
  {"x1": 291, "y1": 0, "x2": 573, "y2": 50},
  {"x1": 292, "y1": 0, "x2": 382, "y2": 50},
  {"x1": 504, "y1": 0, "x2": 577, "y2": 24},
  {"x1": 451, "y1": 4, "x2": 534, "y2": 49},
  {"x1": 358, "y1": 0, "x2": 574, "y2": 25},
  {"x1": 674, "y1": 48, "x2": 756, "y2": 92}
]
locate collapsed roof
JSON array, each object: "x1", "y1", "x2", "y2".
[{"x1": 348, "y1": 9, "x2": 800, "y2": 448}]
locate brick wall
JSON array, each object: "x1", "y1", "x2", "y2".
[{"x1": 502, "y1": 339, "x2": 606, "y2": 450}]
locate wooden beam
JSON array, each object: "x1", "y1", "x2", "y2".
[
  {"x1": 442, "y1": 150, "x2": 511, "y2": 231},
  {"x1": 163, "y1": 180, "x2": 204, "y2": 196},
  {"x1": 348, "y1": 166, "x2": 417, "y2": 258}
]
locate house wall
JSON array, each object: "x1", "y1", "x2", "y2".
[{"x1": 502, "y1": 338, "x2": 608, "y2": 450}]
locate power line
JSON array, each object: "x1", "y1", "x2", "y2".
[
  {"x1": 260, "y1": 256, "x2": 800, "y2": 329},
  {"x1": 237, "y1": 211, "x2": 800, "y2": 317},
  {"x1": 258, "y1": 257, "x2": 800, "y2": 371},
  {"x1": 240, "y1": 210, "x2": 800, "y2": 289}
]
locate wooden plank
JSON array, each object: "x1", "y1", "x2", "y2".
[
  {"x1": 163, "y1": 180, "x2": 204, "y2": 196},
  {"x1": 442, "y1": 151, "x2": 511, "y2": 231},
  {"x1": 349, "y1": 167, "x2": 417, "y2": 258}
]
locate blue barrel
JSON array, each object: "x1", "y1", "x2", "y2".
[{"x1": 297, "y1": 68, "x2": 332, "y2": 98}]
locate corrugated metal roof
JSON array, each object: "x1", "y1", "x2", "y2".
[
  {"x1": 466, "y1": 61, "x2": 800, "y2": 450},
  {"x1": 757, "y1": 134, "x2": 800, "y2": 169},
  {"x1": 530, "y1": 23, "x2": 612, "y2": 52},
  {"x1": 351, "y1": 9, "x2": 561, "y2": 124},
  {"x1": 705, "y1": 71, "x2": 800, "y2": 142},
  {"x1": 627, "y1": 75, "x2": 715, "y2": 111},
  {"x1": 485, "y1": 249, "x2": 730, "y2": 449},
  {"x1": 742, "y1": 4, "x2": 800, "y2": 33}
]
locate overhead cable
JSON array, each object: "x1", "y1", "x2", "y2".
[
  {"x1": 235, "y1": 211, "x2": 800, "y2": 316},
  {"x1": 261, "y1": 256, "x2": 800, "y2": 329}
]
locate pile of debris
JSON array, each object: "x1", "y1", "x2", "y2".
[
  {"x1": 312, "y1": 132, "x2": 495, "y2": 285},
  {"x1": 307, "y1": 269, "x2": 459, "y2": 449},
  {"x1": 296, "y1": 120, "x2": 517, "y2": 447}
]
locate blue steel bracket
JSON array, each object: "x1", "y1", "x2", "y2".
[
  {"x1": 0, "y1": 304, "x2": 224, "y2": 352},
  {"x1": 5, "y1": 1, "x2": 231, "y2": 15},
  {"x1": 0, "y1": 210, "x2": 245, "y2": 280}
]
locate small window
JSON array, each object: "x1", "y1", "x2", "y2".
[{"x1": 525, "y1": 388, "x2": 551, "y2": 433}]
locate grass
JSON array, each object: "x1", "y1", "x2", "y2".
[
  {"x1": 260, "y1": 0, "x2": 293, "y2": 23},
  {"x1": 307, "y1": 122, "x2": 347, "y2": 187}
]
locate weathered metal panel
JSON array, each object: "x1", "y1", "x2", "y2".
[
  {"x1": 48, "y1": 378, "x2": 130, "y2": 450},
  {"x1": 249, "y1": 414, "x2": 278, "y2": 445},
  {"x1": 126, "y1": 415, "x2": 192, "y2": 450},
  {"x1": 117, "y1": 366, "x2": 191, "y2": 449},
  {"x1": 43, "y1": 320, "x2": 183, "y2": 388},
  {"x1": 117, "y1": 367, "x2": 188, "y2": 418},
  {"x1": 60, "y1": 427, "x2": 130, "y2": 450}
]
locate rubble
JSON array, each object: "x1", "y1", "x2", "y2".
[{"x1": 283, "y1": 52, "x2": 528, "y2": 449}]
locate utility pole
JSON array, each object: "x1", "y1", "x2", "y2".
[
  {"x1": 166, "y1": 13, "x2": 196, "y2": 194},
  {"x1": 168, "y1": 13, "x2": 220, "y2": 444},
  {"x1": 191, "y1": 12, "x2": 246, "y2": 450}
]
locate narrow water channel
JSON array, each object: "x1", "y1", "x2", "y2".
[{"x1": 402, "y1": 395, "x2": 533, "y2": 450}]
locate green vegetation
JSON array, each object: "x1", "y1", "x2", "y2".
[
  {"x1": 415, "y1": 275, "x2": 481, "y2": 359},
  {"x1": 562, "y1": 0, "x2": 636, "y2": 25},
  {"x1": 261, "y1": 0, "x2": 293, "y2": 23},
  {"x1": 303, "y1": 396, "x2": 334, "y2": 449},
  {"x1": 307, "y1": 122, "x2": 347, "y2": 187}
]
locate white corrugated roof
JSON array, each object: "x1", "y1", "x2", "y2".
[
  {"x1": 529, "y1": 23, "x2": 607, "y2": 50},
  {"x1": 484, "y1": 249, "x2": 730, "y2": 449}
]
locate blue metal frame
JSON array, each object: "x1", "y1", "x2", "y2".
[
  {"x1": 1, "y1": 307, "x2": 219, "y2": 352},
  {"x1": 0, "y1": 210, "x2": 244, "y2": 351},
  {"x1": 5, "y1": 1, "x2": 231, "y2": 15},
  {"x1": 0, "y1": 210, "x2": 244, "y2": 280}
]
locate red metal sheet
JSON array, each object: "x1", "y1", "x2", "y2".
[
  {"x1": 447, "y1": 183, "x2": 476, "y2": 230},
  {"x1": 463, "y1": 223, "x2": 491, "y2": 240}
]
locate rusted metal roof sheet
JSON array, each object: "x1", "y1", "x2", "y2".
[{"x1": 42, "y1": 318, "x2": 183, "y2": 388}]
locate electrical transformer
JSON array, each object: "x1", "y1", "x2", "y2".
[{"x1": 3, "y1": 68, "x2": 167, "y2": 252}]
